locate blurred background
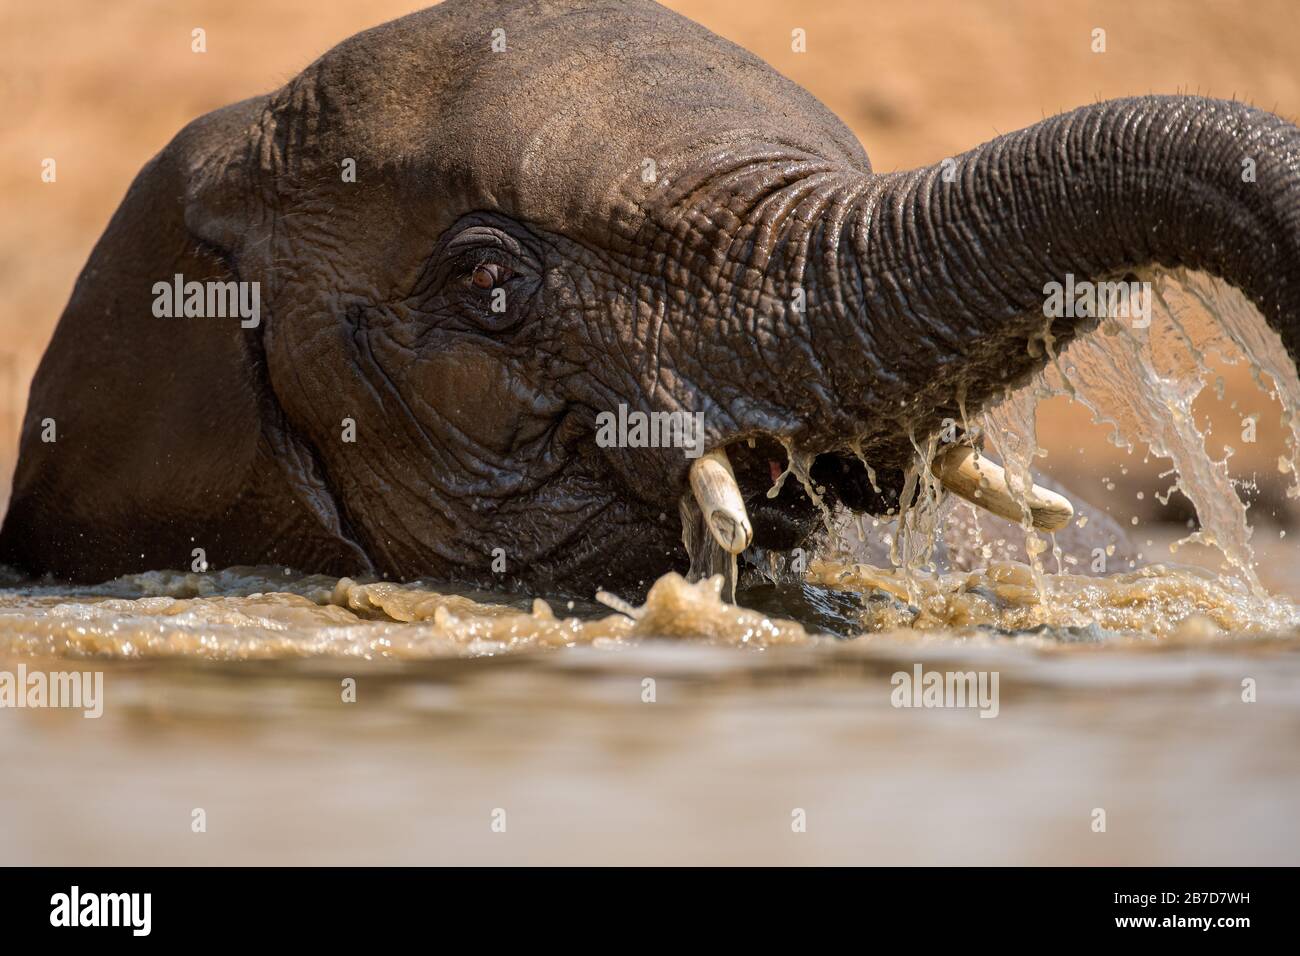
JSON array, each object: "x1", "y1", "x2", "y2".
[{"x1": 2, "y1": 0, "x2": 1299, "y2": 533}]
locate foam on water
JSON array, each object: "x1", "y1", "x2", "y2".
[{"x1": 0, "y1": 567, "x2": 811, "y2": 660}]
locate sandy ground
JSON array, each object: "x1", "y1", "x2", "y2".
[{"x1": 2, "y1": 0, "x2": 1299, "y2": 519}]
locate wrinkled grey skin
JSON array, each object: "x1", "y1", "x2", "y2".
[{"x1": 3, "y1": 0, "x2": 1299, "y2": 596}]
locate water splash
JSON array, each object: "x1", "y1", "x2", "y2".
[
  {"x1": 888, "y1": 431, "x2": 946, "y2": 601},
  {"x1": 1035, "y1": 269, "x2": 1300, "y2": 591},
  {"x1": 883, "y1": 270, "x2": 1298, "y2": 596}
]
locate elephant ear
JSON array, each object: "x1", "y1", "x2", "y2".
[{"x1": 1, "y1": 96, "x2": 368, "y2": 581}]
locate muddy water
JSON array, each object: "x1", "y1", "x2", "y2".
[{"x1": 2, "y1": 271, "x2": 1299, "y2": 864}]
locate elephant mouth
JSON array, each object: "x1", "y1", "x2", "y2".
[
  {"x1": 721, "y1": 436, "x2": 904, "y2": 551},
  {"x1": 683, "y1": 433, "x2": 1077, "y2": 568}
]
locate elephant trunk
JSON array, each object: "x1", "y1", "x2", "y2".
[{"x1": 803, "y1": 95, "x2": 1300, "y2": 468}]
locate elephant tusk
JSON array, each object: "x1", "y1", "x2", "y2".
[
  {"x1": 689, "y1": 447, "x2": 753, "y2": 554},
  {"x1": 932, "y1": 444, "x2": 1074, "y2": 532}
]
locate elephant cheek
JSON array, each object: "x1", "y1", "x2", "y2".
[{"x1": 409, "y1": 346, "x2": 555, "y2": 458}]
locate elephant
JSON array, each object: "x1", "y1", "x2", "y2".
[{"x1": 2, "y1": 0, "x2": 1298, "y2": 600}]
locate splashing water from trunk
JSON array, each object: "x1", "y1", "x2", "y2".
[
  {"x1": 906, "y1": 268, "x2": 1300, "y2": 595},
  {"x1": 683, "y1": 270, "x2": 1300, "y2": 617}
]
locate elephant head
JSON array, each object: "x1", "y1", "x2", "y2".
[{"x1": 4, "y1": 0, "x2": 1299, "y2": 598}]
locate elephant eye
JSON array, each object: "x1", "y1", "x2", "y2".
[{"x1": 470, "y1": 263, "x2": 509, "y2": 290}]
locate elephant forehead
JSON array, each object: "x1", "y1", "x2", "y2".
[{"x1": 293, "y1": 0, "x2": 867, "y2": 237}]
